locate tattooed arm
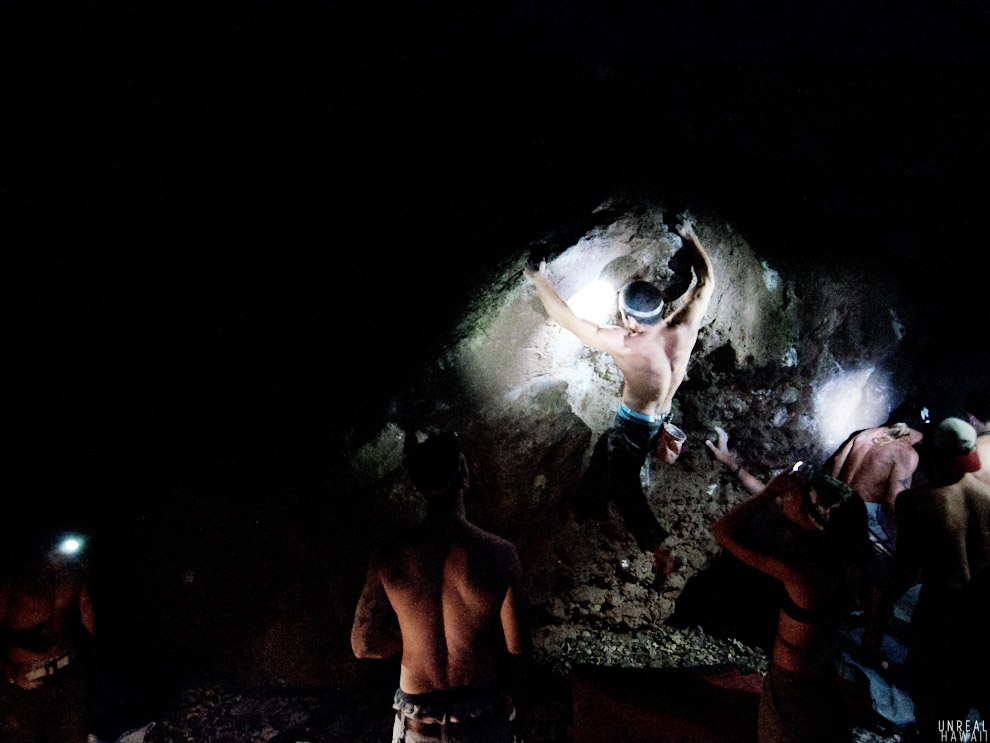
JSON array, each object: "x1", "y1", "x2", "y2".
[{"x1": 351, "y1": 555, "x2": 402, "y2": 659}]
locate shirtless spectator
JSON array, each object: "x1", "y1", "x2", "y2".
[
  {"x1": 826, "y1": 421, "x2": 923, "y2": 536},
  {"x1": 894, "y1": 417, "x2": 990, "y2": 741},
  {"x1": 712, "y1": 466, "x2": 869, "y2": 743},
  {"x1": 1, "y1": 529, "x2": 97, "y2": 743},
  {"x1": 524, "y1": 217, "x2": 714, "y2": 586},
  {"x1": 825, "y1": 421, "x2": 923, "y2": 653},
  {"x1": 351, "y1": 433, "x2": 530, "y2": 743},
  {"x1": 964, "y1": 386, "x2": 990, "y2": 487}
]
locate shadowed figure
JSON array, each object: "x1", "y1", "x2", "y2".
[
  {"x1": 824, "y1": 421, "x2": 923, "y2": 654},
  {"x1": 712, "y1": 467, "x2": 869, "y2": 743},
  {"x1": 893, "y1": 417, "x2": 990, "y2": 742},
  {"x1": 669, "y1": 426, "x2": 780, "y2": 649},
  {"x1": 1, "y1": 530, "x2": 97, "y2": 743},
  {"x1": 351, "y1": 433, "x2": 530, "y2": 743}
]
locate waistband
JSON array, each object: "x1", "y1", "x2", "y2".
[
  {"x1": 397, "y1": 714, "x2": 506, "y2": 738},
  {"x1": 617, "y1": 403, "x2": 672, "y2": 425},
  {"x1": 393, "y1": 686, "x2": 512, "y2": 724},
  {"x1": 7, "y1": 653, "x2": 73, "y2": 689}
]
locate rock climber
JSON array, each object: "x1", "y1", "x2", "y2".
[{"x1": 524, "y1": 216, "x2": 714, "y2": 587}]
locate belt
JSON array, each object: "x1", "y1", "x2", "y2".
[
  {"x1": 401, "y1": 714, "x2": 497, "y2": 736},
  {"x1": 618, "y1": 403, "x2": 671, "y2": 424},
  {"x1": 23, "y1": 654, "x2": 72, "y2": 684}
]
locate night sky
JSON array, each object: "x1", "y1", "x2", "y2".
[{"x1": 6, "y1": 1, "x2": 988, "y2": 522}]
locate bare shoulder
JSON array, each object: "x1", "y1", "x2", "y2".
[
  {"x1": 658, "y1": 319, "x2": 702, "y2": 360},
  {"x1": 893, "y1": 440, "x2": 920, "y2": 464},
  {"x1": 594, "y1": 324, "x2": 634, "y2": 357},
  {"x1": 900, "y1": 484, "x2": 969, "y2": 523},
  {"x1": 462, "y1": 523, "x2": 523, "y2": 575},
  {"x1": 467, "y1": 522, "x2": 519, "y2": 557},
  {"x1": 965, "y1": 475, "x2": 990, "y2": 509},
  {"x1": 833, "y1": 435, "x2": 858, "y2": 458},
  {"x1": 871, "y1": 441, "x2": 906, "y2": 467},
  {"x1": 661, "y1": 311, "x2": 705, "y2": 343}
]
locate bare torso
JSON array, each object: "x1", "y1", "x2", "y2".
[
  {"x1": 897, "y1": 473, "x2": 990, "y2": 592},
  {"x1": 772, "y1": 567, "x2": 842, "y2": 672},
  {"x1": 523, "y1": 219, "x2": 713, "y2": 420},
  {"x1": 828, "y1": 427, "x2": 921, "y2": 509},
  {"x1": 1, "y1": 567, "x2": 95, "y2": 689},
  {"x1": 373, "y1": 517, "x2": 525, "y2": 694},
  {"x1": 613, "y1": 321, "x2": 697, "y2": 416}
]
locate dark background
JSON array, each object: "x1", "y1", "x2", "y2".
[
  {"x1": 3, "y1": 0, "x2": 988, "y2": 714},
  {"x1": 7, "y1": 1, "x2": 988, "y2": 505}
]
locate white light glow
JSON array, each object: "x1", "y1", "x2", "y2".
[
  {"x1": 58, "y1": 537, "x2": 83, "y2": 555},
  {"x1": 814, "y1": 366, "x2": 891, "y2": 452},
  {"x1": 566, "y1": 280, "x2": 617, "y2": 324}
]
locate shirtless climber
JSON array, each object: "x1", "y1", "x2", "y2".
[
  {"x1": 351, "y1": 433, "x2": 530, "y2": 743},
  {"x1": 964, "y1": 386, "x2": 990, "y2": 487},
  {"x1": 1, "y1": 531, "x2": 97, "y2": 743},
  {"x1": 524, "y1": 217, "x2": 715, "y2": 586},
  {"x1": 894, "y1": 417, "x2": 990, "y2": 740}
]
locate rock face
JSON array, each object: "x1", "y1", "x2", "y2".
[
  {"x1": 342, "y1": 193, "x2": 916, "y2": 676},
  {"x1": 278, "y1": 192, "x2": 913, "y2": 692}
]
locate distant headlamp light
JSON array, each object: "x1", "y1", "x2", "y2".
[{"x1": 56, "y1": 535, "x2": 85, "y2": 556}]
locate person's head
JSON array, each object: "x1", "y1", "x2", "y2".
[
  {"x1": 927, "y1": 417, "x2": 982, "y2": 476},
  {"x1": 1, "y1": 524, "x2": 89, "y2": 586},
  {"x1": 771, "y1": 465, "x2": 868, "y2": 557},
  {"x1": 619, "y1": 281, "x2": 664, "y2": 328},
  {"x1": 964, "y1": 387, "x2": 990, "y2": 432},
  {"x1": 405, "y1": 432, "x2": 469, "y2": 511}
]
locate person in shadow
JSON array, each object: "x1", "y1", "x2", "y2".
[
  {"x1": 963, "y1": 387, "x2": 990, "y2": 487},
  {"x1": 894, "y1": 417, "x2": 990, "y2": 742},
  {"x1": 711, "y1": 466, "x2": 869, "y2": 743},
  {"x1": 823, "y1": 421, "x2": 923, "y2": 656},
  {"x1": 670, "y1": 426, "x2": 780, "y2": 650},
  {"x1": 1, "y1": 527, "x2": 97, "y2": 743},
  {"x1": 351, "y1": 433, "x2": 530, "y2": 743}
]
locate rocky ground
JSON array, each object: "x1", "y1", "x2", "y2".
[{"x1": 122, "y1": 625, "x2": 901, "y2": 743}]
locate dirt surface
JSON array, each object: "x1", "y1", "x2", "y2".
[{"x1": 128, "y1": 638, "x2": 902, "y2": 743}]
